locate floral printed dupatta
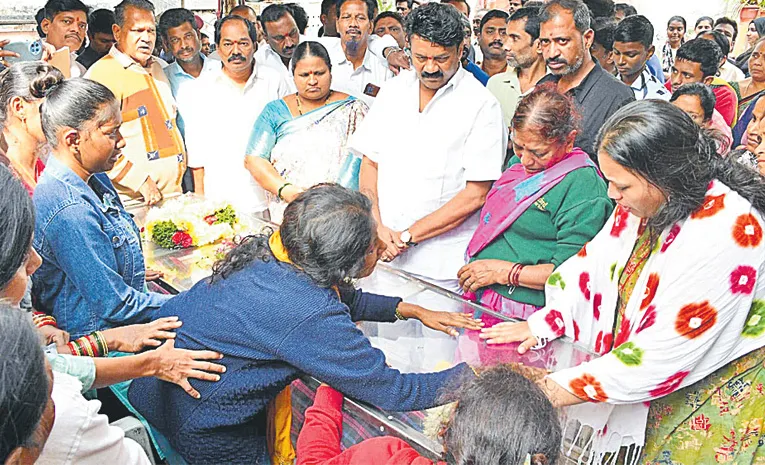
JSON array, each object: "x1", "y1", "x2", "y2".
[{"x1": 526, "y1": 180, "x2": 765, "y2": 463}]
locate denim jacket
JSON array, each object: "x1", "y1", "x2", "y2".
[{"x1": 32, "y1": 156, "x2": 171, "y2": 338}]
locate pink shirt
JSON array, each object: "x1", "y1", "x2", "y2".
[{"x1": 710, "y1": 109, "x2": 733, "y2": 154}]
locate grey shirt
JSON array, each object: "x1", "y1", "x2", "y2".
[{"x1": 539, "y1": 61, "x2": 635, "y2": 160}]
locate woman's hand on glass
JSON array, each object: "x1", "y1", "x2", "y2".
[
  {"x1": 145, "y1": 267, "x2": 164, "y2": 282},
  {"x1": 479, "y1": 321, "x2": 538, "y2": 352},
  {"x1": 457, "y1": 259, "x2": 513, "y2": 293},
  {"x1": 147, "y1": 339, "x2": 225, "y2": 399},
  {"x1": 103, "y1": 316, "x2": 183, "y2": 353},
  {"x1": 39, "y1": 325, "x2": 70, "y2": 346},
  {"x1": 398, "y1": 303, "x2": 483, "y2": 337}
]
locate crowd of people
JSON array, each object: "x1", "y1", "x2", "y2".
[{"x1": 1, "y1": 0, "x2": 765, "y2": 464}]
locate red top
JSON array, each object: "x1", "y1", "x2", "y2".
[
  {"x1": 711, "y1": 84, "x2": 738, "y2": 127},
  {"x1": 296, "y1": 386, "x2": 446, "y2": 465},
  {"x1": 9, "y1": 158, "x2": 46, "y2": 196}
]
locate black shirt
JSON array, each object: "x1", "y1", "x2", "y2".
[
  {"x1": 75, "y1": 47, "x2": 102, "y2": 70},
  {"x1": 539, "y1": 61, "x2": 635, "y2": 159}
]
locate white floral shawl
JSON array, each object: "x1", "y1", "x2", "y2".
[{"x1": 527, "y1": 180, "x2": 765, "y2": 463}]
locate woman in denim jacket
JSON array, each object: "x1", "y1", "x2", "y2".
[{"x1": 32, "y1": 77, "x2": 170, "y2": 339}]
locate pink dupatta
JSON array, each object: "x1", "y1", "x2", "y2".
[{"x1": 466, "y1": 148, "x2": 597, "y2": 259}]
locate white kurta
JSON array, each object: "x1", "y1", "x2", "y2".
[
  {"x1": 177, "y1": 63, "x2": 291, "y2": 213},
  {"x1": 349, "y1": 67, "x2": 506, "y2": 282}
]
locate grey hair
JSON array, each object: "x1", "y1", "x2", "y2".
[
  {"x1": 444, "y1": 365, "x2": 562, "y2": 465},
  {"x1": 211, "y1": 184, "x2": 376, "y2": 289},
  {"x1": 280, "y1": 184, "x2": 375, "y2": 288},
  {"x1": 597, "y1": 99, "x2": 765, "y2": 234},
  {"x1": 0, "y1": 305, "x2": 49, "y2": 462},
  {"x1": 540, "y1": 0, "x2": 592, "y2": 33},
  {"x1": 0, "y1": 61, "x2": 63, "y2": 133},
  {"x1": 40, "y1": 78, "x2": 117, "y2": 149},
  {"x1": 114, "y1": 0, "x2": 155, "y2": 27}
]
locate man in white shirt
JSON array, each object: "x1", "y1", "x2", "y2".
[
  {"x1": 331, "y1": 0, "x2": 393, "y2": 105},
  {"x1": 178, "y1": 15, "x2": 290, "y2": 216},
  {"x1": 40, "y1": 0, "x2": 88, "y2": 77},
  {"x1": 255, "y1": 4, "x2": 300, "y2": 89},
  {"x1": 351, "y1": 2, "x2": 506, "y2": 292},
  {"x1": 256, "y1": 4, "x2": 404, "y2": 98},
  {"x1": 612, "y1": 15, "x2": 670, "y2": 101}
]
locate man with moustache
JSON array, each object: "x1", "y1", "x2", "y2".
[
  {"x1": 352, "y1": 3, "x2": 505, "y2": 291},
  {"x1": 488, "y1": 6, "x2": 547, "y2": 128},
  {"x1": 159, "y1": 8, "x2": 205, "y2": 191},
  {"x1": 374, "y1": 12, "x2": 406, "y2": 49},
  {"x1": 177, "y1": 15, "x2": 290, "y2": 217},
  {"x1": 159, "y1": 9, "x2": 206, "y2": 135},
  {"x1": 536, "y1": 0, "x2": 633, "y2": 158},
  {"x1": 40, "y1": 0, "x2": 89, "y2": 77},
  {"x1": 86, "y1": 0, "x2": 186, "y2": 205},
  {"x1": 478, "y1": 9, "x2": 509, "y2": 77},
  {"x1": 256, "y1": 3, "x2": 404, "y2": 96},
  {"x1": 331, "y1": 0, "x2": 393, "y2": 105}
]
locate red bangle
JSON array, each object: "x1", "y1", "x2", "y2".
[
  {"x1": 507, "y1": 263, "x2": 520, "y2": 286},
  {"x1": 512, "y1": 264, "x2": 525, "y2": 287}
]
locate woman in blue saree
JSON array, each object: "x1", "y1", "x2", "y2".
[{"x1": 245, "y1": 41, "x2": 368, "y2": 223}]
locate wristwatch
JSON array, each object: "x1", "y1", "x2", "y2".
[{"x1": 400, "y1": 229, "x2": 417, "y2": 247}]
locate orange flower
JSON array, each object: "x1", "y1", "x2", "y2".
[
  {"x1": 640, "y1": 273, "x2": 660, "y2": 310},
  {"x1": 732, "y1": 214, "x2": 763, "y2": 248},
  {"x1": 691, "y1": 194, "x2": 725, "y2": 219},
  {"x1": 569, "y1": 373, "x2": 608, "y2": 402},
  {"x1": 577, "y1": 243, "x2": 588, "y2": 257},
  {"x1": 675, "y1": 301, "x2": 718, "y2": 339}
]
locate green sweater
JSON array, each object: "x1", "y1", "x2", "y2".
[{"x1": 474, "y1": 157, "x2": 613, "y2": 307}]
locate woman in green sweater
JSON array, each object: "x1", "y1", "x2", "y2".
[{"x1": 458, "y1": 84, "x2": 613, "y2": 319}]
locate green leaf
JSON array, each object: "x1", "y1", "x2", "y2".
[
  {"x1": 151, "y1": 220, "x2": 178, "y2": 249},
  {"x1": 613, "y1": 341, "x2": 644, "y2": 366},
  {"x1": 547, "y1": 272, "x2": 566, "y2": 290},
  {"x1": 213, "y1": 205, "x2": 237, "y2": 227}
]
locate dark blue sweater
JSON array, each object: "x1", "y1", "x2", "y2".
[{"x1": 128, "y1": 259, "x2": 471, "y2": 464}]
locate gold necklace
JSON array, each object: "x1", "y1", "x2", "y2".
[{"x1": 295, "y1": 91, "x2": 333, "y2": 116}]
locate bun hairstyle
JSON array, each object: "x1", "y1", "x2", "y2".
[
  {"x1": 40, "y1": 78, "x2": 117, "y2": 149},
  {"x1": 512, "y1": 82, "x2": 581, "y2": 145},
  {"x1": 0, "y1": 61, "x2": 64, "y2": 131}
]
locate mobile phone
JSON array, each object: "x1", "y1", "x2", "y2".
[
  {"x1": 4, "y1": 39, "x2": 44, "y2": 64},
  {"x1": 363, "y1": 83, "x2": 381, "y2": 98}
]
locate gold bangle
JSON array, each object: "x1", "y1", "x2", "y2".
[{"x1": 395, "y1": 306, "x2": 408, "y2": 321}]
